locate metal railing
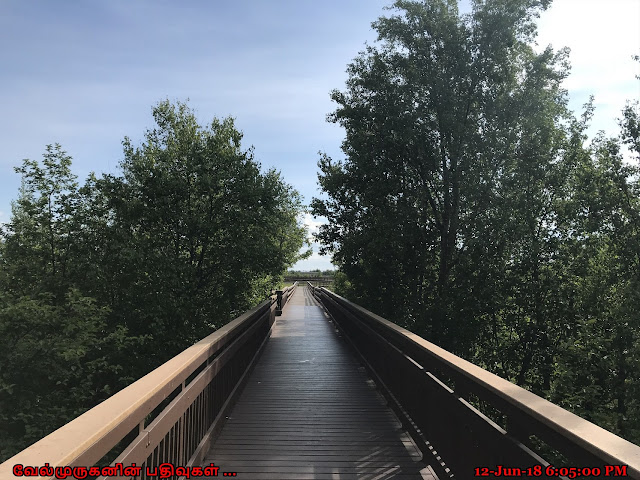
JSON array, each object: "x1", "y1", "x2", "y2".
[
  {"x1": 0, "y1": 283, "x2": 297, "y2": 480},
  {"x1": 308, "y1": 283, "x2": 640, "y2": 479}
]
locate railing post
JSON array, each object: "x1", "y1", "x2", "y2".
[{"x1": 276, "y1": 290, "x2": 283, "y2": 316}]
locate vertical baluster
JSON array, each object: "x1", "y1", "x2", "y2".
[
  {"x1": 185, "y1": 406, "x2": 191, "y2": 459},
  {"x1": 195, "y1": 394, "x2": 201, "y2": 450},
  {"x1": 178, "y1": 414, "x2": 184, "y2": 467},
  {"x1": 172, "y1": 424, "x2": 177, "y2": 467},
  {"x1": 199, "y1": 391, "x2": 204, "y2": 441}
]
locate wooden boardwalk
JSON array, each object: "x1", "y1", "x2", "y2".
[{"x1": 205, "y1": 287, "x2": 436, "y2": 479}]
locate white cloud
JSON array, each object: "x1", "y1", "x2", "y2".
[
  {"x1": 291, "y1": 213, "x2": 334, "y2": 271},
  {"x1": 536, "y1": 0, "x2": 640, "y2": 55},
  {"x1": 291, "y1": 248, "x2": 334, "y2": 272},
  {"x1": 300, "y1": 212, "x2": 325, "y2": 241},
  {"x1": 536, "y1": 0, "x2": 640, "y2": 135}
]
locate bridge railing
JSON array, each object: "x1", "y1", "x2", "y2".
[
  {"x1": 275, "y1": 282, "x2": 296, "y2": 315},
  {"x1": 285, "y1": 275, "x2": 334, "y2": 287},
  {"x1": 308, "y1": 283, "x2": 640, "y2": 479},
  {"x1": 0, "y1": 283, "x2": 298, "y2": 480}
]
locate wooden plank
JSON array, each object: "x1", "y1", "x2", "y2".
[{"x1": 204, "y1": 287, "x2": 433, "y2": 479}]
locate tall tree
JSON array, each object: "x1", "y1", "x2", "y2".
[
  {"x1": 312, "y1": 0, "x2": 569, "y2": 352},
  {"x1": 2, "y1": 145, "x2": 80, "y2": 300},
  {"x1": 314, "y1": 2, "x2": 640, "y2": 443},
  {"x1": 89, "y1": 100, "x2": 309, "y2": 368}
]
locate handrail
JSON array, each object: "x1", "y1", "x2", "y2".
[
  {"x1": 0, "y1": 282, "x2": 298, "y2": 479},
  {"x1": 276, "y1": 281, "x2": 299, "y2": 315},
  {"x1": 285, "y1": 275, "x2": 334, "y2": 284},
  {"x1": 308, "y1": 284, "x2": 640, "y2": 479}
]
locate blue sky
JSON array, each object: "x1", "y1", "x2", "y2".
[{"x1": 1, "y1": 0, "x2": 639, "y2": 270}]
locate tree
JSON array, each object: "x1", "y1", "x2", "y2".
[
  {"x1": 0, "y1": 147, "x2": 138, "y2": 460},
  {"x1": 2, "y1": 145, "x2": 80, "y2": 300},
  {"x1": 312, "y1": 0, "x2": 569, "y2": 352},
  {"x1": 314, "y1": 5, "x2": 640, "y2": 442},
  {"x1": 548, "y1": 83, "x2": 640, "y2": 443},
  {"x1": 0, "y1": 100, "x2": 309, "y2": 460},
  {"x1": 90, "y1": 100, "x2": 309, "y2": 367}
]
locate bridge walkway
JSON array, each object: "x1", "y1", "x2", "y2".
[{"x1": 204, "y1": 287, "x2": 436, "y2": 479}]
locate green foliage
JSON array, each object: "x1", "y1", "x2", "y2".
[
  {"x1": 95, "y1": 100, "x2": 308, "y2": 366},
  {"x1": 313, "y1": 0, "x2": 569, "y2": 344},
  {"x1": 0, "y1": 289, "x2": 136, "y2": 458},
  {"x1": 332, "y1": 271, "x2": 354, "y2": 298},
  {"x1": 0, "y1": 100, "x2": 307, "y2": 461},
  {"x1": 3, "y1": 144, "x2": 80, "y2": 299},
  {"x1": 313, "y1": 0, "x2": 640, "y2": 445}
]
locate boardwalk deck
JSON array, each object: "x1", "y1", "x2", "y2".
[{"x1": 204, "y1": 287, "x2": 436, "y2": 480}]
